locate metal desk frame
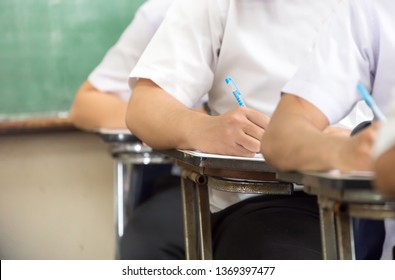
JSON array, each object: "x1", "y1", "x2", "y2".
[
  {"x1": 98, "y1": 132, "x2": 171, "y2": 259},
  {"x1": 160, "y1": 150, "x2": 293, "y2": 260},
  {"x1": 277, "y1": 171, "x2": 395, "y2": 260}
]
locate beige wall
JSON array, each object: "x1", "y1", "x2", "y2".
[{"x1": 0, "y1": 131, "x2": 115, "y2": 259}]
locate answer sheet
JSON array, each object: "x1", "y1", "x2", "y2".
[{"x1": 178, "y1": 149, "x2": 265, "y2": 162}]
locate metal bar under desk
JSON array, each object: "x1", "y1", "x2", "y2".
[
  {"x1": 161, "y1": 150, "x2": 293, "y2": 260},
  {"x1": 278, "y1": 171, "x2": 395, "y2": 260}
]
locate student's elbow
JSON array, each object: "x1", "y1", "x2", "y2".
[
  {"x1": 69, "y1": 106, "x2": 81, "y2": 128},
  {"x1": 125, "y1": 85, "x2": 149, "y2": 138},
  {"x1": 125, "y1": 96, "x2": 140, "y2": 135},
  {"x1": 69, "y1": 98, "x2": 88, "y2": 130},
  {"x1": 69, "y1": 81, "x2": 95, "y2": 130},
  {"x1": 68, "y1": 103, "x2": 78, "y2": 123}
]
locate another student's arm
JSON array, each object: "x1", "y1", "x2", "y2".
[
  {"x1": 126, "y1": 79, "x2": 269, "y2": 157},
  {"x1": 374, "y1": 146, "x2": 395, "y2": 196},
  {"x1": 261, "y1": 94, "x2": 377, "y2": 172},
  {"x1": 69, "y1": 81, "x2": 128, "y2": 130}
]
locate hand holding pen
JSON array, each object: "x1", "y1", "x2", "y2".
[
  {"x1": 340, "y1": 83, "x2": 383, "y2": 171},
  {"x1": 357, "y1": 83, "x2": 387, "y2": 122},
  {"x1": 225, "y1": 76, "x2": 246, "y2": 107},
  {"x1": 209, "y1": 76, "x2": 268, "y2": 157}
]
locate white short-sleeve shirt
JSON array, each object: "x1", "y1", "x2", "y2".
[
  {"x1": 130, "y1": 0, "x2": 355, "y2": 116},
  {"x1": 129, "y1": 0, "x2": 370, "y2": 212},
  {"x1": 282, "y1": 0, "x2": 395, "y2": 124},
  {"x1": 283, "y1": 0, "x2": 395, "y2": 261},
  {"x1": 88, "y1": 0, "x2": 174, "y2": 101}
]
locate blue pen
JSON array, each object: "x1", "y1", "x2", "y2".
[
  {"x1": 225, "y1": 76, "x2": 246, "y2": 107},
  {"x1": 357, "y1": 83, "x2": 387, "y2": 122}
]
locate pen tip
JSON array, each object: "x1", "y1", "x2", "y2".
[{"x1": 225, "y1": 77, "x2": 231, "y2": 84}]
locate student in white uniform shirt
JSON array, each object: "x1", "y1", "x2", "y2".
[
  {"x1": 69, "y1": 0, "x2": 174, "y2": 130},
  {"x1": 373, "y1": 92, "x2": 395, "y2": 260},
  {"x1": 262, "y1": 0, "x2": 395, "y2": 259},
  {"x1": 125, "y1": 0, "x2": 370, "y2": 259},
  {"x1": 69, "y1": 0, "x2": 203, "y2": 259}
]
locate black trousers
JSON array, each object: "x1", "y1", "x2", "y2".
[
  {"x1": 120, "y1": 177, "x2": 322, "y2": 260},
  {"x1": 351, "y1": 121, "x2": 385, "y2": 259}
]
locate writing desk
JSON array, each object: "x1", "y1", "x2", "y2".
[
  {"x1": 159, "y1": 149, "x2": 293, "y2": 260},
  {"x1": 97, "y1": 129, "x2": 171, "y2": 258},
  {"x1": 277, "y1": 171, "x2": 395, "y2": 260}
]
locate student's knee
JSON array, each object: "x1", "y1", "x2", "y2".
[
  {"x1": 120, "y1": 187, "x2": 185, "y2": 260},
  {"x1": 213, "y1": 194, "x2": 322, "y2": 259}
]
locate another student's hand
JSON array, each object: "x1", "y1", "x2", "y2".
[
  {"x1": 374, "y1": 145, "x2": 395, "y2": 197},
  {"x1": 332, "y1": 123, "x2": 380, "y2": 171},
  {"x1": 70, "y1": 81, "x2": 128, "y2": 130},
  {"x1": 191, "y1": 106, "x2": 270, "y2": 157}
]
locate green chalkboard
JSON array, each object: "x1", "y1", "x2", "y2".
[{"x1": 0, "y1": 0, "x2": 145, "y2": 117}]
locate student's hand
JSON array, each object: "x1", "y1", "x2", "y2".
[
  {"x1": 192, "y1": 106, "x2": 208, "y2": 114},
  {"x1": 192, "y1": 106, "x2": 270, "y2": 157},
  {"x1": 374, "y1": 145, "x2": 395, "y2": 197},
  {"x1": 332, "y1": 123, "x2": 380, "y2": 171},
  {"x1": 128, "y1": 79, "x2": 268, "y2": 155},
  {"x1": 323, "y1": 126, "x2": 351, "y2": 137}
]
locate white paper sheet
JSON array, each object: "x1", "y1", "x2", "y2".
[
  {"x1": 178, "y1": 149, "x2": 265, "y2": 162},
  {"x1": 94, "y1": 128, "x2": 132, "y2": 135}
]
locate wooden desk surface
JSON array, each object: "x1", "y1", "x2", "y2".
[{"x1": 0, "y1": 113, "x2": 76, "y2": 135}]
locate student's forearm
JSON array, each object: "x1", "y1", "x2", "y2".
[
  {"x1": 262, "y1": 94, "x2": 376, "y2": 172},
  {"x1": 374, "y1": 146, "x2": 395, "y2": 196},
  {"x1": 261, "y1": 94, "x2": 350, "y2": 171},
  {"x1": 127, "y1": 79, "x2": 269, "y2": 157},
  {"x1": 262, "y1": 115, "x2": 344, "y2": 171},
  {"x1": 126, "y1": 79, "x2": 208, "y2": 150},
  {"x1": 69, "y1": 81, "x2": 128, "y2": 130}
]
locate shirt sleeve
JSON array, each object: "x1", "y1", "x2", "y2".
[
  {"x1": 88, "y1": 0, "x2": 170, "y2": 101},
  {"x1": 282, "y1": 0, "x2": 378, "y2": 125},
  {"x1": 129, "y1": 0, "x2": 226, "y2": 107}
]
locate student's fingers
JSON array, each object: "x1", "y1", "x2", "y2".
[
  {"x1": 225, "y1": 107, "x2": 268, "y2": 141},
  {"x1": 205, "y1": 137, "x2": 257, "y2": 157},
  {"x1": 323, "y1": 126, "x2": 351, "y2": 137},
  {"x1": 227, "y1": 106, "x2": 270, "y2": 129},
  {"x1": 208, "y1": 107, "x2": 266, "y2": 156},
  {"x1": 245, "y1": 108, "x2": 271, "y2": 129},
  {"x1": 232, "y1": 142, "x2": 258, "y2": 157},
  {"x1": 369, "y1": 121, "x2": 382, "y2": 132},
  {"x1": 343, "y1": 127, "x2": 377, "y2": 171},
  {"x1": 237, "y1": 135, "x2": 262, "y2": 154},
  {"x1": 357, "y1": 123, "x2": 378, "y2": 145},
  {"x1": 243, "y1": 122, "x2": 265, "y2": 141},
  {"x1": 213, "y1": 125, "x2": 259, "y2": 156}
]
